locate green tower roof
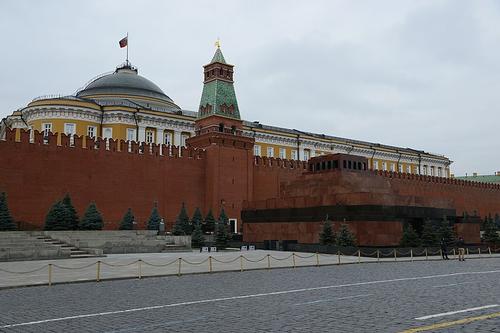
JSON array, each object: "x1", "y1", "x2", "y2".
[
  {"x1": 198, "y1": 48, "x2": 240, "y2": 120},
  {"x1": 211, "y1": 48, "x2": 226, "y2": 64}
]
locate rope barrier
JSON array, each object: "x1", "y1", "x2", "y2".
[
  {"x1": 52, "y1": 262, "x2": 97, "y2": 270},
  {"x1": 1, "y1": 246, "x2": 496, "y2": 287},
  {"x1": 211, "y1": 256, "x2": 241, "y2": 264},
  {"x1": 243, "y1": 256, "x2": 268, "y2": 263},
  {"x1": 294, "y1": 253, "x2": 316, "y2": 259},
  {"x1": 100, "y1": 260, "x2": 140, "y2": 267},
  {"x1": 141, "y1": 258, "x2": 179, "y2": 267},
  {"x1": 0, "y1": 265, "x2": 47, "y2": 274},
  {"x1": 269, "y1": 254, "x2": 294, "y2": 261}
]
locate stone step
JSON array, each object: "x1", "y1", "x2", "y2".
[{"x1": 69, "y1": 254, "x2": 101, "y2": 258}]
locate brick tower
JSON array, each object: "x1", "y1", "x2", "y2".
[{"x1": 187, "y1": 45, "x2": 254, "y2": 231}]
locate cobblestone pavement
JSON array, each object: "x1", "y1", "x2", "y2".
[
  {"x1": 0, "y1": 258, "x2": 499, "y2": 332},
  {"x1": 1, "y1": 250, "x2": 498, "y2": 288}
]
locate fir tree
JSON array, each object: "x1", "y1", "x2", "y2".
[
  {"x1": 218, "y1": 207, "x2": 229, "y2": 226},
  {"x1": 319, "y1": 218, "x2": 335, "y2": 245},
  {"x1": 400, "y1": 224, "x2": 421, "y2": 247},
  {"x1": 421, "y1": 220, "x2": 438, "y2": 247},
  {"x1": 147, "y1": 203, "x2": 162, "y2": 231},
  {"x1": 438, "y1": 216, "x2": 454, "y2": 244},
  {"x1": 172, "y1": 216, "x2": 185, "y2": 235},
  {"x1": 191, "y1": 207, "x2": 203, "y2": 227},
  {"x1": 495, "y1": 213, "x2": 500, "y2": 229},
  {"x1": 483, "y1": 215, "x2": 499, "y2": 244},
  {"x1": 62, "y1": 194, "x2": 79, "y2": 230},
  {"x1": 79, "y1": 203, "x2": 103, "y2": 230},
  {"x1": 119, "y1": 208, "x2": 134, "y2": 230},
  {"x1": 336, "y1": 224, "x2": 356, "y2": 247},
  {"x1": 172, "y1": 203, "x2": 190, "y2": 235},
  {"x1": 203, "y1": 209, "x2": 216, "y2": 233},
  {"x1": 44, "y1": 201, "x2": 69, "y2": 230},
  {"x1": 191, "y1": 223, "x2": 205, "y2": 248},
  {"x1": 215, "y1": 218, "x2": 229, "y2": 249},
  {"x1": 179, "y1": 202, "x2": 192, "y2": 235},
  {"x1": 0, "y1": 192, "x2": 16, "y2": 231}
]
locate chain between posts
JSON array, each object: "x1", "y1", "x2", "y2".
[{"x1": 1, "y1": 246, "x2": 496, "y2": 286}]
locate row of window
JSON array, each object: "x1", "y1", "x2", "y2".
[
  {"x1": 373, "y1": 160, "x2": 444, "y2": 177},
  {"x1": 41, "y1": 123, "x2": 190, "y2": 146},
  {"x1": 253, "y1": 145, "x2": 309, "y2": 161}
]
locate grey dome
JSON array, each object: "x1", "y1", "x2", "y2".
[{"x1": 76, "y1": 64, "x2": 179, "y2": 109}]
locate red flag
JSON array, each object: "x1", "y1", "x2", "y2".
[{"x1": 119, "y1": 36, "x2": 128, "y2": 48}]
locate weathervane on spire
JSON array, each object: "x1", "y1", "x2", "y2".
[{"x1": 215, "y1": 37, "x2": 221, "y2": 49}]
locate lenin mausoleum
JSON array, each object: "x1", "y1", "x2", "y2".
[{"x1": 1, "y1": 46, "x2": 499, "y2": 246}]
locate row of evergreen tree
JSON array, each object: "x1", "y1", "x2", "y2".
[
  {"x1": 319, "y1": 219, "x2": 357, "y2": 247},
  {"x1": 45, "y1": 195, "x2": 103, "y2": 230},
  {"x1": 120, "y1": 203, "x2": 231, "y2": 249},
  {"x1": 401, "y1": 216, "x2": 500, "y2": 247}
]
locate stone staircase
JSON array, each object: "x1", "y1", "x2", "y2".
[{"x1": 35, "y1": 235, "x2": 101, "y2": 258}]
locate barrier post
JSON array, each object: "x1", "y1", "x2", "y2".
[
  {"x1": 96, "y1": 260, "x2": 101, "y2": 282},
  {"x1": 410, "y1": 249, "x2": 413, "y2": 262},
  {"x1": 478, "y1": 248, "x2": 481, "y2": 257},
  {"x1": 425, "y1": 248, "x2": 428, "y2": 261},
  {"x1": 267, "y1": 254, "x2": 271, "y2": 270},
  {"x1": 489, "y1": 247, "x2": 492, "y2": 257},
  {"x1": 394, "y1": 249, "x2": 397, "y2": 261},
  {"x1": 439, "y1": 249, "x2": 442, "y2": 259},
  {"x1": 48, "y1": 264, "x2": 52, "y2": 287},
  {"x1": 240, "y1": 255, "x2": 243, "y2": 272},
  {"x1": 209, "y1": 256, "x2": 212, "y2": 273},
  {"x1": 377, "y1": 249, "x2": 380, "y2": 263},
  {"x1": 292, "y1": 253, "x2": 296, "y2": 268},
  {"x1": 358, "y1": 249, "x2": 361, "y2": 264},
  {"x1": 316, "y1": 252, "x2": 320, "y2": 267},
  {"x1": 453, "y1": 248, "x2": 456, "y2": 260},
  {"x1": 138, "y1": 259, "x2": 142, "y2": 279},
  {"x1": 466, "y1": 248, "x2": 469, "y2": 256},
  {"x1": 177, "y1": 258, "x2": 181, "y2": 277},
  {"x1": 337, "y1": 250, "x2": 341, "y2": 265}
]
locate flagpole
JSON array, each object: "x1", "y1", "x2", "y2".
[{"x1": 126, "y1": 32, "x2": 129, "y2": 65}]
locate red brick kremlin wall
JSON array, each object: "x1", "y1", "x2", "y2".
[{"x1": 0, "y1": 129, "x2": 206, "y2": 230}]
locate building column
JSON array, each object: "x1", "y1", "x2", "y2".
[
  {"x1": 138, "y1": 126, "x2": 146, "y2": 143},
  {"x1": 174, "y1": 130, "x2": 182, "y2": 146},
  {"x1": 156, "y1": 129, "x2": 164, "y2": 145}
]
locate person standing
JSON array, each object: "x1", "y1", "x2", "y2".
[
  {"x1": 457, "y1": 236, "x2": 465, "y2": 261},
  {"x1": 440, "y1": 238, "x2": 449, "y2": 260}
]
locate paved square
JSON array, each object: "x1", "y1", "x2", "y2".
[{"x1": 0, "y1": 257, "x2": 499, "y2": 332}]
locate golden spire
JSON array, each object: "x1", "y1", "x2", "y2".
[{"x1": 214, "y1": 37, "x2": 221, "y2": 49}]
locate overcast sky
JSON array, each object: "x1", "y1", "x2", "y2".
[{"x1": 1, "y1": 0, "x2": 499, "y2": 175}]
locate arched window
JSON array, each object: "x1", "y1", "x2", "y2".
[{"x1": 219, "y1": 123, "x2": 224, "y2": 133}]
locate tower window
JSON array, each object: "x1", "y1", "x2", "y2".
[{"x1": 219, "y1": 123, "x2": 224, "y2": 133}]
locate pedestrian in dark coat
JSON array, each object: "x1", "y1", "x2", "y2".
[{"x1": 440, "y1": 238, "x2": 449, "y2": 260}]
